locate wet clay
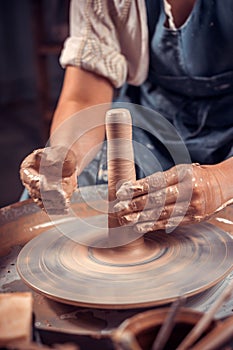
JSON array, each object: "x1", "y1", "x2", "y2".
[
  {"x1": 102, "y1": 108, "x2": 147, "y2": 250},
  {"x1": 92, "y1": 108, "x2": 152, "y2": 256},
  {"x1": 20, "y1": 146, "x2": 77, "y2": 214},
  {"x1": 105, "y1": 108, "x2": 136, "y2": 229},
  {"x1": 21, "y1": 146, "x2": 76, "y2": 180}
]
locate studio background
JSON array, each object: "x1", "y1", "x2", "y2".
[{"x1": 0, "y1": 0, "x2": 69, "y2": 207}]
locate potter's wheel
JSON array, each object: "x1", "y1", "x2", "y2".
[
  {"x1": 15, "y1": 108, "x2": 233, "y2": 311},
  {"x1": 17, "y1": 217, "x2": 233, "y2": 309}
]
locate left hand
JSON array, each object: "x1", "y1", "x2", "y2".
[
  {"x1": 114, "y1": 163, "x2": 227, "y2": 233},
  {"x1": 20, "y1": 146, "x2": 78, "y2": 214}
]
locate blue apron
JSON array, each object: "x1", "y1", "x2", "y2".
[
  {"x1": 79, "y1": 0, "x2": 233, "y2": 186},
  {"x1": 142, "y1": 0, "x2": 233, "y2": 162}
]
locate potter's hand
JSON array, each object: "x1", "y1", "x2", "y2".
[
  {"x1": 20, "y1": 146, "x2": 77, "y2": 214},
  {"x1": 114, "y1": 163, "x2": 232, "y2": 233}
]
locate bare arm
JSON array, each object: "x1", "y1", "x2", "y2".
[
  {"x1": 20, "y1": 66, "x2": 113, "y2": 212},
  {"x1": 50, "y1": 65, "x2": 114, "y2": 174}
]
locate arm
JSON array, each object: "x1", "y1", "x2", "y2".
[
  {"x1": 114, "y1": 158, "x2": 233, "y2": 233},
  {"x1": 20, "y1": 0, "x2": 148, "y2": 212},
  {"x1": 20, "y1": 67, "x2": 113, "y2": 213},
  {"x1": 50, "y1": 65, "x2": 114, "y2": 174}
]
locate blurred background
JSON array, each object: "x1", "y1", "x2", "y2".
[{"x1": 0, "y1": 0, "x2": 70, "y2": 208}]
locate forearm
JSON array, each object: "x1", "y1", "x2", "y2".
[
  {"x1": 50, "y1": 66, "x2": 114, "y2": 174},
  {"x1": 51, "y1": 100, "x2": 107, "y2": 175}
]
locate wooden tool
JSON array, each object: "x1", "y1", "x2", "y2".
[
  {"x1": 177, "y1": 278, "x2": 233, "y2": 350},
  {"x1": 189, "y1": 315, "x2": 233, "y2": 350},
  {"x1": 151, "y1": 296, "x2": 186, "y2": 350}
]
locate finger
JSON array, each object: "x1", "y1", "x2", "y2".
[
  {"x1": 116, "y1": 164, "x2": 193, "y2": 200},
  {"x1": 62, "y1": 148, "x2": 77, "y2": 177},
  {"x1": 20, "y1": 149, "x2": 44, "y2": 172},
  {"x1": 115, "y1": 181, "x2": 192, "y2": 216},
  {"x1": 116, "y1": 171, "x2": 165, "y2": 200},
  {"x1": 134, "y1": 215, "x2": 199, "y2": 234},
  {"x1": 28, "y1": 182, "x2": 69, "y2": 214},
  {"x1": 39, "y1": 146, "x2": 77, "y2": 177},
  {"x1": 115, "y1": 188, "x2": 165, "y2": 215},
  {"x1": 118, "y1": 202, "x2": 195, "y2": 226},
  {"x1": 24, "y1": 182, "x2": 42, "y2": 207},
  {"x1": 62, "y1": 174, "x2": 78, "y2": 198},
  {"x1": 20, "y1": 167, "x2": 40, "y2": 189},
  {"x1": 29, "y1": 187, "x2": 41, "y2": 200}
]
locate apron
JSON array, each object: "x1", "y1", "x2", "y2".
[{"x1": 79, "y1": 0, "x2": 233, "y2": 186}]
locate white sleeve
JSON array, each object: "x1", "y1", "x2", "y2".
[{"x1": 59, "y1": 0, "x2": 149, "y2": 88}]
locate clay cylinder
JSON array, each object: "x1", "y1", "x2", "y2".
[{"x1": 105, "y1": 108, "x2": 136, "y2": 229}]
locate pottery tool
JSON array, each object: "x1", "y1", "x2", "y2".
[
  {"x1": 177, "y1": 277, "x2": 233, "y2": 350},
  {"x1": 151, "y1": 296, "x2": 186, "y2": 350},
  {"x1": 189, "y1": 314, "x2": 233, "y2": 350}
]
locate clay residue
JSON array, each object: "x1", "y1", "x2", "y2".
[{"x1": 20, "y1": 146, "x2": 77, "y2": 214}]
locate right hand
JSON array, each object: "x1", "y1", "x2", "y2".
[
  {"x1": 20, "y1": 146, "x2": 78, "y2": 214},
  {"x1": 114, "y1": 162, "x2": 232, "y2": 233}
]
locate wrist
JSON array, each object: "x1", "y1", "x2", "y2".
[{"x1": 209, "y1": 158, "x2": 233, "y2": 208}]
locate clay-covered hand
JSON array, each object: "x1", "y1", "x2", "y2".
[
  {"x1": 114, "y1": 162, "x2": 233, "y2": 233},
  {"x1": 20, "y1": 146, "x2": 78, "y2": 214}
]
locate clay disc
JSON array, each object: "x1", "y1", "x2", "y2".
[{"x1": 17, "y1": 221, "x2": 233, "y2": 309}]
